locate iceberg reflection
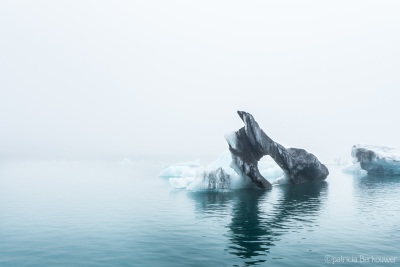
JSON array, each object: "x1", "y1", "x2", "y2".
[{"x1": 188, "y1": 182, "x2": 328, "y2": 265}]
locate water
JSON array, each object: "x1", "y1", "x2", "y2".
[{"x1": 0, "y1": 160, "x2": 399, "y2": 266}]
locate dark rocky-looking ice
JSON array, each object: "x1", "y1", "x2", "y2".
[{"x1": 225, "y1": 111, "x2": 329, "y2": 189}]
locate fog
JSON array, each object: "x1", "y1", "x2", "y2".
[{"x1": 1, "y1": 1, "x2": 399, "y2": 162}]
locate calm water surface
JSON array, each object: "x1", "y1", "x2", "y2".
[{"x1": 0, "y1": 160, "x2": 399, "y2": 266}]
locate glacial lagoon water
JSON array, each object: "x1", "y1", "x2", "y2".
[{"x1": 0, "y1": 160, "x2": 399, "y2": 267}]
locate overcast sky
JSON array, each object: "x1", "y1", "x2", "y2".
[{"x1": 1, "y1": 1, "x2": 399, "y2": 162}]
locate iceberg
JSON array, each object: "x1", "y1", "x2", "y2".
[
  {"x1": 351, "y1": 144, "x2": 400, "y2": 175},
  {"x1": 226, "y1": 111, "x2": 329, "y2": 189},
  {"x1": 162, "y1": 151, "x2": 286, "y2": 190},
  {"x1": 161, "y1": 111, "x2": 329, "y2": 190}
]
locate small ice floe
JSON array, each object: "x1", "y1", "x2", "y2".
[{"x1": 351, "y1": 144, "x2": 400, "y2": 175}]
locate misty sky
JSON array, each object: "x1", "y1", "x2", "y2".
[{"x1": 1, "y1": 1, "x2": 399, "y2": 162}]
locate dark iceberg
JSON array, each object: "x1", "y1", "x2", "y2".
[
  {"x1": 225, "y1": 111, "x2": 329, "y2": 189},
  {"x1": 352, "y1": 144, "x2": 400, "y2": 175}
]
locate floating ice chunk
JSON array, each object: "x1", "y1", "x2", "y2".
[
  {"x1": 186, "y1": 167, "x2": 235, "y2": 190},
  {"x1": 352, "y1": 144, "x2": 400, "y2": 175},
  {"x1": 163, "y1": 150, "x2": 285, "y2": 191},
  {"x1": 186, "y1": 151, "x2": 247, "y2": 190}
]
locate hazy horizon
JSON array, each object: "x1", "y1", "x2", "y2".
[{"x1": 1, "y1": 1, "x2": 400, "y2": 162}]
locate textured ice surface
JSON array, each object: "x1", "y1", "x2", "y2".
[
  {"x1": 161, "y1": 151, "x2": 286, "y2": 190},
  {"x1": 352, "y1": 144, "x2": 400, "y2": 174},
  {"x1": 225, "y1": 111, "x2": 328, "y2": 188},
  {"x1": 186, "y1": 151, "x2": 254, "y2": 190},
  {"x1": 352, "y1": 145, "x2": 400, "y2": 161},
  {"x1": 224, "y1": 132, "x2": 238, "y2": 150}
]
